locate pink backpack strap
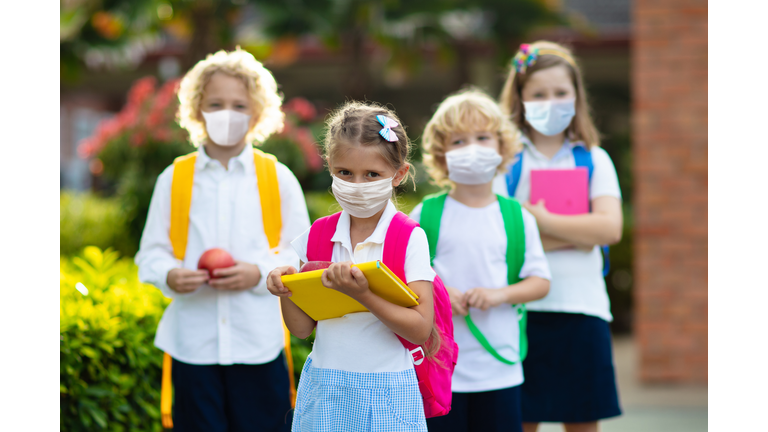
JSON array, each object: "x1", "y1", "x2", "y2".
[
  {"x1": 306, "y1": 212, "x2": 341, "y2": 262},
  {"x1": 382, "y1": 212, "x2": 418, "y2": 284}
]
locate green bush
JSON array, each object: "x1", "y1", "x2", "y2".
[
  {"x1": 60, "y1": 247, "x2": 170, "y2": 431},
  {"x1": 60, "y1": 192, "x2": 135, "y2": 257}
]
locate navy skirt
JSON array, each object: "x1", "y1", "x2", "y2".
[{"x1": 521, "y1": 311, "x2": 622, "y2": 423}]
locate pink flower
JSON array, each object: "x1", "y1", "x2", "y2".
[
  {"x1": 294, "y1": 127, "x2": 323, "y2": 172},
  {"x1": 284, "y1": 97, "x2": 317, "y2": 122}
]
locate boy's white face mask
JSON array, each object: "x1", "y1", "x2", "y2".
[
  {"x1": 202, "y1": 110, "x2": 251, "y2": 146},
  {"x1": 331, "y1": 175, "x2": 395, "y2": 218},
  {"x1": 445, "y1": 144, "x2": 503, "y2": 185},
  {"x1": 523, "y1": 98, "x2": 576, "y2": 136}
]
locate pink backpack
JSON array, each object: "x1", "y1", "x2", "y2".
[{"x1": 307, "y1": 211, "x2": 458, "y2": 418}]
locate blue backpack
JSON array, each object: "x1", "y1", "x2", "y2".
[{"x1": 505, "y1": 145, "x2": 611, "y2": 277}]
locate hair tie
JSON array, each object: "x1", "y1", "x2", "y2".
[
  {"x1": 512, "y1": 44, "x2": 576, "y2": 73},
  {"x1": 376, "y1": 115, "x2": 399, "y2": 142}
]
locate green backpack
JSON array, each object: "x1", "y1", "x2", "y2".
[{"x1": 419, "y1": 192, "x2": 528, "y2": 365}]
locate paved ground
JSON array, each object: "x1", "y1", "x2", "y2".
[{"x1": 538, "y1": 336, "x2": 708, "y2": 432}]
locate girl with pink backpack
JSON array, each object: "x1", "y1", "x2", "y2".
[
  {"x1": 411, "y1": 89, "x2": 551, "y2": 432},
  {"x1": 266, "y1": 101, "x2": 457, "y2": 432}
]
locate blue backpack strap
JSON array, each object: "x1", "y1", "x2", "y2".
[
  {"x1": 505, "y1": 152, "x2": 524, "y2": 197},
  {"x1": 572, "y1": 144, "x2": 610, "y2": 277}
]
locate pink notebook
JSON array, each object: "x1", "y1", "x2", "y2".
[{"x1": 530, "y1": 168, "x2": 590, "y2": 215}]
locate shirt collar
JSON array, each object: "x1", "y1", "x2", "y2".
[
  {"x1": 331, "y1": 200, "x2": 398, "y2": 253},
  {"x1": 196, "y1": 144, "x2": 254, "y2": 171},
  {"x1": 521, "y1": 135, "x2": 585, "y2": 161}
]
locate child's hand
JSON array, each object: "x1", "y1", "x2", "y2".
[
  {"x1": 208, "y1": 261, "x2": 262, "y2": 291},
  {"x1": 465, "y1": 287, "x2": 506, "y2": 311},
  {"x1": 321, "y1": 261, "x2": 370, "y2": 299},
  {"x1": 167, "y1": 268, "x2": 209, "y2": 293},
  {"x1": 266, "y1": 266, "x2": 298, "y2": 297},
  {"x1": 446, "y1": 286, "x2": 468, "y2": 316},
  {"x1": 523, "y1": 199, "x2": 551, "y2": 223}
]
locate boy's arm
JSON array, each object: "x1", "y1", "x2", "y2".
[
  {"x1": 465, "y1": 208, "x2": 551, "y2": 310},
  {"x1": 135, "y1": 167, "x2": 185, "y2": 299}
]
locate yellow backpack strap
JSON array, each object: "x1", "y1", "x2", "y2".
[
  {"x1": 169, "y1": 152, "x2": 198, "y2": 260},
  {"x1": 253, "y1": 148, "x2": 282, "y2": 251},
  {"x1": 161, "y1": 151, "x2": 198, "y2": 429}
]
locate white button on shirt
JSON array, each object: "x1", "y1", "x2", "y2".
[
  {"x1": 492, "y1": 137, "x2": 622, "y2": 322},
  {"x1": 135, "y1": 144, "x2": 310, "y2": 365},
  {"x1": 291, "y1": 201, "x2": 436, "y2": 373}
]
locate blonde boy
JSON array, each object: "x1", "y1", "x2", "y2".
[{"x1": 135, "y1": 48, "x2": 309, "y2": 432}]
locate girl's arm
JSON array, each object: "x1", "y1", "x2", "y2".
[
  {"x1": 465, "y1": 276, "x2": 550, "y2": 311},
  {"x1": 524, "y1": 195, "x2": 623, "y2": 247},
  {"x1": 266, "y1": 265, "x2": 317, "y2": 338},
  {"x1": 322, "y1": 262, "x2": 434, "y2": 345},
  {"x1": 540, "y1": 233, "x2": 594, "y2": 252}
]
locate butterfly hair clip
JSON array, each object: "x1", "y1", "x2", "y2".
[{"x1": 376, "y1": 115, "x2": 399, "y2": 142}]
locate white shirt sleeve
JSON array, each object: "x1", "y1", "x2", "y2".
[
  {"x1": 589, "y1": 147, "x2": 622, "y2": 201},
  {"x1": 135, "y1": 166, "x2": 183, "y2": 299},
  {"x1": 404, "y1": 227, "x2": 436, "y2": 283},
  {"x1": 274, "y1": 162, "x2": 311, "y2": 269},
  {"x1": 518, "y1": 207, "x2": 551, "y2": 281},
  {"x1": 290, "y1": 227, "x2": 311, "y2": 266}
]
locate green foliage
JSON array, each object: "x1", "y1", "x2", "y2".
[
  {"x1": 60, "y1": 192, "x2": 135, "y2": 257},
  {"x1": 60, "y1": 247, "x2": 170, "y2": 432}
]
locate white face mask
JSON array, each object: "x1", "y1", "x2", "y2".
[
  {"x1": 523, "y1": 98, "x2": 576, "y2": 136},
  {"x1": 445, "y1": 144, "x2": 503, "y2": 185},
  {"x1": 331, "y1": 175, "x2": 395, "y2": 218},
  {"x1": 202, "y1": 110, "x2": 251, "y2": 146}
]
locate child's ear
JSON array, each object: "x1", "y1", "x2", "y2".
[{"x1": 392, "y1": 164, "x2": 410, "y2": 187}]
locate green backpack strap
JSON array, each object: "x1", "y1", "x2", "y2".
[
  {"x1": 419, "y1": 191, "x2": 449, "y2": 266},
  {"x1": 464, "y1": 195, "x2": 528, "y2": 365}
]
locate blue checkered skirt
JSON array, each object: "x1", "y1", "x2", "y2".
[{"x1": 292, "y1": 356, "x2": 427, "y2": 432}]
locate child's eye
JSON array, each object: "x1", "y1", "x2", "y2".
[
  {"x1": 478, "y1": 135, "x2": 489, "y2": 141},
  {"x1": 366, "y1": 172, "x2": 381, "y2": 178},
  {"x1": 556, "y1": 91, "x2": 569, "y2": 97},
  {"x1": 451, "y1": 139, "x2": 464, "y2": 146},
  {"x1": 338, "y1": 170, "x2": 351, "y2": 176},
  {"x1": 236, "y1": 105, "x2": 247, "y2": 109},
  {"x1": 532, "y1": 93, "x2": 545, "y2": 99}
]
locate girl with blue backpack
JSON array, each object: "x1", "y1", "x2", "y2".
[
  {"x1": 411, "y1": 89, "x2": 551, "y2": 432},
  {"x1": 266, "y1": 101, "x2": 458, "y2": 432},
  {"x1": 497, "y1": 41, "x2": 624, "y2": 432}
]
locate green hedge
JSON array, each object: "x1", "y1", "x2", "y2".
[
  {"x1": 60, "y1": 247, "x2": 315, "y2": 430},
  {"x1": 60, "y1": 192, "x2": 135, "y2": 257}
]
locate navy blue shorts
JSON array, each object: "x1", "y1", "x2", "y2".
[
  {"x1": 521, "y1": 312, "x2": 622, "y2": 423},
  {"x1": 425, "y1": 386, "x2": 522, "y2": 432},
  {"x1": 171, "y1": 352, "x2": 292, "y2": 432}
]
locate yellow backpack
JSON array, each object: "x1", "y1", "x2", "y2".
[{"x1": 160, "y1": 148, "x2": 296, "y2": 429}]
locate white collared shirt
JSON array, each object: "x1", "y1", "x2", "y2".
[
  {"x1": 492, "y1": 137, "x2": 622, "y2": 321},
  {"x1": 410, "y1": 196, "x2": 551, "y2": 392},
  {"x1": 135, "y1": 144, "x2": 310, "y2": 365},
  {"x1": 291, "y1": 201, "x2": 436, "y2": 373}
]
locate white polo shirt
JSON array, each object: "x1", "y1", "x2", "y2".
[
  {"x1": 411, "y1": 197, "x2": 551, "y2": 392},
  {"x1": 135, "y1": 144, "x2": 311, "y2": 365},
  {"x1": 492, "y1": 137, "x2": 622, "y2": 322},
  {"x1": 291, "y1": 200, "x2": 436, "y2": 373}
]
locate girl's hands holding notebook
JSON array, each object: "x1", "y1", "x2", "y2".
[
  {"x1": 321, "y1": 261, "x2": 370, "y2": 300},
  {"x1": 266, "y1": 266, "x2": 299, "y2": 297}
]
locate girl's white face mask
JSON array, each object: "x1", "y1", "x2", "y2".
[
  {"x1": 331, "y1": 175, "x2": 395, "y2": 218},
  {"x1": 202, "y1": 110, "x2": 251, "y2": 146},
  {"x1": 523, "y1": 98, "x2": 576, "y2": 136},
  {"x1": 445, "y1": 144, "x2": 503, "y2": 185}
]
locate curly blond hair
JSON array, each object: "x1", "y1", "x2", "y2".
[
  {"x1": 178, "y1": 48, "x2": 284, "y2": 147},
  {"x1": 422, "y1": 88, "x2": 520, "y2": 188}
]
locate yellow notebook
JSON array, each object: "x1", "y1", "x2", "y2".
[{"x1": 280, "y1": 260, "x2": 420, "y2": 321}]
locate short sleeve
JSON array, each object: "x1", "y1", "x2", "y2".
[
  {"x1": 290, "y1": 227, "x2": 311, "y2": 265},
  {"x1": 589, "y1": 147, "x2": 622, "y2": 201},
  {"x1": 404, "y1": 227, "x2": 436, "y2": 283},
  {"x1": 518, "y1": 207, "x2": 551, "y2": 281}
]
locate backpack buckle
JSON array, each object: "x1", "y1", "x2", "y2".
[{"x1": 409, "y1": 347, "x2": 425, "y2": 366}]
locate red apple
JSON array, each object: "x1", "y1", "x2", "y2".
[
  {"x1": 197, "y1": 248, "x2": 236, "y2": 278},
  {"x1": 300, "y1": 261, "x2": 333, "y2": 273}
]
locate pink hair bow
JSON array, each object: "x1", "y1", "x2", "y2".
[{"x1": 376, "y1": 115, "x2": 399, "y2": 142}]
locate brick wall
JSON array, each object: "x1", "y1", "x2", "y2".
[{"x1": 632, "y1": 0, "x2": 707, "y2": 383}]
